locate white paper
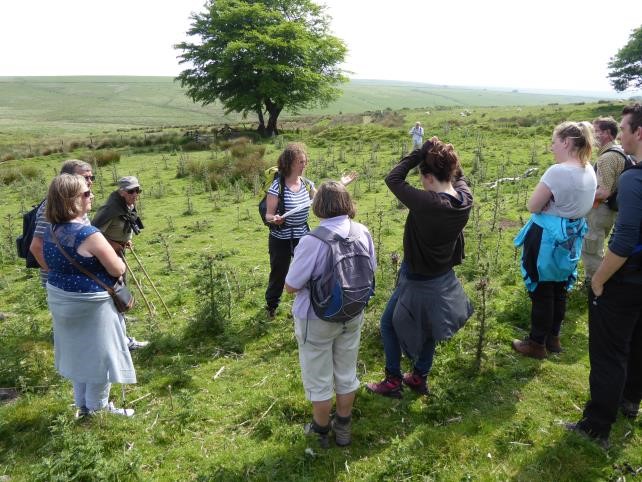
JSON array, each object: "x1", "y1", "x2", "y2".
[{"x1": 281, "y1": 200, "x2": 311, "y2": 219}]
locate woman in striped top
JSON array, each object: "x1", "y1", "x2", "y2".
[{"x1": 264, "y1": 143, "x2": 356, "y2": 318}]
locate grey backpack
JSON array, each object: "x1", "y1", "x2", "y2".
[{"x1": 308, "y1": 222, "x2": 375, "y2": 322}]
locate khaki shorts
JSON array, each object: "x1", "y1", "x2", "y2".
[{"x1": 294, "y1": 313, "x2": 364, "y2": 402}]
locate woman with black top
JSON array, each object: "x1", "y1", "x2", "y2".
[{"x1": 367, "y1": 137, "x2": 474, "y2": 398}]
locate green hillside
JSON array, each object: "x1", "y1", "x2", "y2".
[{"x1": 0, "y1": 76, "x2": 605, "y2": 147}]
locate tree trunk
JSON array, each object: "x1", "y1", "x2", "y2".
[
  {"x1": 256, "y1": 106, "x2": 266, "y2": 136},
  {"x1": 264, "y1": 99, "x2": 283, "y2": 137}
]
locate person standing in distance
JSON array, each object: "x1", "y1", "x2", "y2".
[
  {"x1": 409, "y1": 121, "x2": 424, "y2": 150},
  {"x1": 568, "y1": 104, "x2": 642, "y2": 448}
]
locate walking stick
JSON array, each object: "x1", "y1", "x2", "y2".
[
  {"x1": 128, "y1": 247, "x2": 172, "y2": 318},
  {"x1": 123, "y1": 256, "x2": 156, "y2": 317}
]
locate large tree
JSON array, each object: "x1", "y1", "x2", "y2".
[
  {"x1": 176, "y1": 0, "x2": 347, "y2": 136},
  {"x1": 607, "y1": 25, "x2": 642, "y2": 92}
]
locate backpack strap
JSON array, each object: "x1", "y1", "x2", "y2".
[
  {"x1": 604, "y1": 146, "x2": 635, "y2": 168},
  {"x1": 276, "y1": 172, "x2": 286, "y2": 215},
  {"x1": 308, "y1": 225, "x2": 341, "y2": 245},
  {"x1": 308, "y1": 221, "x2": 360, "y2": 245},
  {"x1": 301, "y1": 177, "x2": 313, "y2": 199}
]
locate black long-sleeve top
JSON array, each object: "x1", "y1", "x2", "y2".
[{"x1": 385, "y1": 151, "x2": 473, "y2": 277}]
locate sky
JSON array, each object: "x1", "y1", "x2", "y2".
[{"x1": 0, "y1": 0, "x2": 640, "y2": 95}]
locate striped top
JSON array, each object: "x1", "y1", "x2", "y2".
[
  {"x1": 268, "y1": 177, "x2": 314, "y2": 240},
  {"x1": 33, "y1": 201, "x2": 49, "y2": 286}
]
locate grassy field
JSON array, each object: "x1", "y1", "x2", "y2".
[
  {"x1": 1, "y1": 100, "x2": 641, "y2": 481},
  {"x1": 0, "y1": 76, "x2": 609, "y2": 152}
]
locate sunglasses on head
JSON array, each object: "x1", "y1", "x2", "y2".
[
  {"x1": 82, "y1": 190, "x2": 92, "y2": 198},
  {"x1": 84, "y1": 175, "x2": 96, "y2": 182},
  {"x1": 126, "y1": 187, "x2": 141, "y2": 194}
]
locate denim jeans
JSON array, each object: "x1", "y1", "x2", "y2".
[{"x1": 380, "y1": 263, "x2": 436, "y2": 378}]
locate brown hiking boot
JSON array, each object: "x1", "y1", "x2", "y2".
[
  {"x1": 512, "y1": 337, "x2": 547, "y2": 359},
  {"x1": 546, "y1": 335, "x2": 563, "y2": 353}
]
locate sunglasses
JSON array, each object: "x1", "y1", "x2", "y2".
[
  {"x1": 82, "y1": 190, "x2": 92, "y2": 198},
  {"x1": 84, "y1": 175, "x2": 96, "y2": 182},
  {"x1": 126, "y1": 187, "x2": 141, "y2": 194}
]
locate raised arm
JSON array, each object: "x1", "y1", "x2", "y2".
[{"x1": 385, "y1": 149, "x2": 434, "y2": 209}]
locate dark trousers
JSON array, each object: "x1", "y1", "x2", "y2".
[
  {"x1": 582, "y1": 280, "x2": 642, "y2": 436},
  {"x1": 265, "y1": 235, "x2": 300, "y2": 311},
  {"x1": 528, "y1": 281, "x2": 567, "y2": 344}
]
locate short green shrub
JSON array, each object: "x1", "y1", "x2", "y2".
[
  {"x1": 86, "y1": 150, "x2": 121, "y2": 166},
  {"x1": 0, "y1": 165, "x2": 41, "y2": 185}
]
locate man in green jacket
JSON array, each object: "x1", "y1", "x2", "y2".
[{"x1": 93, "y1": 176, "x2": 148, "y2": 350}]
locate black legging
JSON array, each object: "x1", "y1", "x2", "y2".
[
  {"x1": 528, "y1": 281, "x2": 567, "y2": 344},
  {"x1": 265, "y1": 235, "x2": 300, "y2": 311}
]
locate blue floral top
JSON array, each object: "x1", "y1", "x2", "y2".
[{"x1": 44, "y1": 223, "x2": 116, "y2": 293}]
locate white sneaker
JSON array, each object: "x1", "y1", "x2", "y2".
[
  {"x1": 91, "y1": 401, "x2": 135, "y2": 417},
  {"x1": 128, "y1": 338, "x2": 149, "y2": 351}
]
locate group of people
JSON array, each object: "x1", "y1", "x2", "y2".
[
  {"x1": 262, "y1": 138, "x2": 474, "y2": 447},
  {"x1": 29, "y1": 104, "x2": 641, "y2": 451},
  {"x1": 505, "y1": 105, "x2": 642, "y2": 448},
  {"x1": 30, "y1": 161, "x2": 147, "y2": 417},
  {"x1": 266, "y1": 105, "x2": 642, "y2": 450}
]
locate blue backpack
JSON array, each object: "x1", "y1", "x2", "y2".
[{"x1": 308, "y1": 222, "x2": 375, "y2": 322}]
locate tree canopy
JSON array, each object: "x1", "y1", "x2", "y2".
[
  {"x1": 175, "y1": 0, "x2": 347, "y2": 136},
  {"x1": 607, "y1": 25, "x2": 642, "y2": 92}
]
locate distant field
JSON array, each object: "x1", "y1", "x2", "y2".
[{"x1": 0, "y1": 76, "x2": 607, "y2": 149}]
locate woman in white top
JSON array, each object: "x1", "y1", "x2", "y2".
[{"x1": 512, "y1": 121, "x2": 597, "y2": 359}]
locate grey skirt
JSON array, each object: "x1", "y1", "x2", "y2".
[
  {"x1": 47, "y1": 283, "x2": 136, "y2": 384},
  {"x1": 392, "y1": 269, "x2": 473, "y2": 360}
]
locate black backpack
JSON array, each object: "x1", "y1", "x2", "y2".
[
  {"x1": 308, "y1": 222, "x2": 375, "y2": 323},
  {"x1": 15, "y1": 199, "x2": 45, "y2": 268},
  {"x1": 258, "y1": 170, "x2": 285, "y2": 228},
  {"x1": 601, "y1": 146, "x2": 636, "y2": 211}
]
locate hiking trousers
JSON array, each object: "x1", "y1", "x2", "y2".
[
  {"x1": 582, "y1": 204, "x2": 617, "y2": 280},
  {"x1": 529, "y1": 281, "x2": 567, "y2": 344},
  {"x1": 583, "y1": 280, "x2": 642, "y2": 436}
]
